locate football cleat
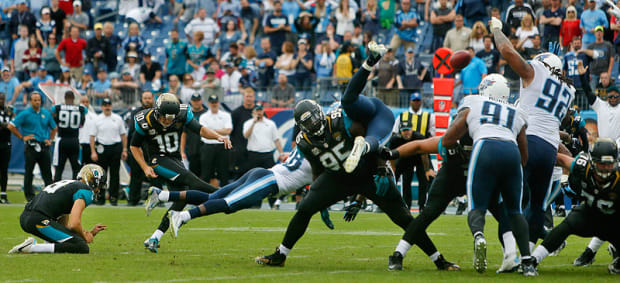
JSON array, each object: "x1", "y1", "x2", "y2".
[
  {"x1": 550, "y1": 241, "x2": 567, "y2": 257},
  {"x1": 255, "y1": 248, "x2": 287, "y2": 267},
  {"x1": 497, "y1": 252, "x2": 519, "y2": 273},
  {"x1": 521, "y1": 257, "x2": 539, "y2": 277},
  {"x1": 574, "y1": 247, "x2": 596, "y2": 266},
  {"x1": 366, "y1": 41, "x2": 388, "y2": 67},
  {"x1": 456, "y1": 201, "x2": 467, "y2": 215},
  {"x1": 609, "y1": 244, "x2": 618, "y2": 260},
  {"x1": 434, "y1": 254, "x2": 460, "y2": 271},
  {"x1": 168, "y1": 211, "x2": 185, "y2": 238},
  {"x1": 473, "y1": 234, "x2": 487, "y2": 273},
  {"x1": 8, "y1": 237, "x2": 36, "y2": 254},
  {"x1": 609, "y1": 257, "x2": 620, "y2": 274},
  {"x1": 388, "y1": 251, "x2": 403, "y2": 271},
  {"x1": 145, "y1": 186, "x2": 162, "y2": 216},
  {"x1": 344, "y1": 136, "x2": 368, "y2": 173},
  {"x1": 144, "y1": 237, "x2": 160, "y2": 253}
]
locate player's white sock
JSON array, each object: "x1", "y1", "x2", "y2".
[
  {"x1": 29, "y1": 243, "x2": 54, "y2": 253},
  {"x1": 179, "y1": 211, "x2": 191, "y2": 222},
  {"x1": 532, "y1": 245, "x2": 549, "y2": 264},
  {"x1": 529, "y1": 241, "x2": 536, "y2": 253},
  {"x1": 395, "y1": 239, "x2": 412, "y2": 257},
  {"x1": 456, "y1": 196, "x2": 466, "y2": 203},
  {"x1": 502, "y1": 232, "x2": 517, "y2": 256},
  {"x1": 588, "y1": 237, "x2": 604, "y2": 253},
  {"x1": 429, "y1": 251, "x2": 440, "y2": 262},
  {"x1": 151, "y1": 229, "x2": 164, "y2": 241},
  {"x1": 158, "y1": 191, "x2": 170, "y2": 202},
  {"x1": 278, "y1": 244, "x2": 291, "y2": 256}
]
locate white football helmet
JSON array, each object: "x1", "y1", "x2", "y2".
[
  {"x1": 479, "y1": 74, "x2": 511, "y2": 104},
  {"x1": 534, "y1": 52, "x2": 562, "y2": 71}
]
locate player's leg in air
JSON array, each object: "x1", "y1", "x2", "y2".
[{"x1": 340, "y1": 41, "x2": 395, "y2": 173}]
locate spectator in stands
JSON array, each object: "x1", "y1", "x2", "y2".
[
  {"x1": 362, "y1": 0, "x2": 380, "y2": 37},
  {"x1": 139, "y1": 51, "x2": 163, "y2": 91},
  {"x1": 22, "y1": 36, "x2": 42, "y2": 77},
  {"x1": 540, "y1": 0, "x2": 564, "y2": 49},
  {"x1": 56, "y1": 66, "x2": 76, "y2": 87},
  {"x1": 125, "y1": 0, "x2": 164, "y2": 24},
  {"x1": 181, "y1": 93, "x2": 208, "y2": 176},
  {"x1": 591, "y1": 85, "x2": 620, "y2": 140},
  {"x1": 611, "y1": 2, "x2": 620, "y2": 52},
  {"x1": 271, "y1": 73, "x2": 295, "y2": 107},
  {"x1": 564, "y1": 36, "x2": 589, "y2": 107},
  {"x1": 275, "y1": 41, "x2": 296, "y2": 85},
  {"x1": 42, "y1": 34, "x2": 61, "y2": 79},
  {"x1": 476, "y1": 35, "x2": 500, "y2": 74},
  {"x1": 295, "y1": 13, "x2": 318, "y2": 49},
  {"x1": 444, "y1": 14, "x2": 471, "y2": 52},
  {"x1": 217, "y1": 0, "x2": 241, "y2": 18},
  {"x1": 505, "y1": 0, "x2": 536, "y2": 34},
  {"x1": 391, "y1": 0, "x2": 417, "y2": 53},
  {"x1": 86, "y1": 23, "x2": 112, "y2": 75},
  {"x1": 103, "y1": 22, "x2": 121, "y2": 71},
  {"x1": 315, "y1": 23, "x2": 340, "y2": 55},
  {"x1": 335, "y1": 0, "x2": 356, "y2": 43},
  {"x1": 8, "y1": 0, "x2": 35, "y2": 40},
  {"x1": 112, "y1": 70, "x2": 140, "y2": 105},
  {"x1": 516, "y1": 14, "x2": 539, "y2": 49},
  {"x1": 372, "y1": 47, "x2": 400, "y2": 106},
  {"x1": 89, "y1": 98, "x2": 127, "y2": 205},
  {"x1": 469, "y1": 21, "x2": 488, "y2": 53},
  {"x1": 315, "y1": 40, "x2": 335, "y2": 82},
  {"x1": 8, "y1": 91, "x2": 56, "y2": 201},
  {"x1": 163, "y1": 74, "x2": 181, "y2": 96},
  {"x1": 11, "y1": 25, "x2": 30, "y2": 81},
  {"x1": 456, "y1": 47, "x2": 487, "y2": 105},
  {"x1": 122, "y1": 22, "x2": 145, "y2": 57},
  {"x1": 293, "y1": 39, "x2": 313, "y2": 92},
  {"x1": 202, "y1": 67, "x2": 223, "y2": 99},
  {"x1": 36, "y1": 7, "x2": 56, "y2": 47},
  {"x1": 264, "y1": 1, "x2": 291, "y2": 55},
  {"x1": 334, "y1": 42, "x2": 355, "y2": 86},
  {"x1": 69, "y1": 1, "x2": 89, "y2": 38},
  {"x1": 256, "y1": 38, "x2": 277, "y2": 88},
  {"x1": 0, "y1": 67, "x2": 19, "y2": 105},
  {"x1": 179, "y1": 73, "x2": 197, "y2": 104},
  {"x1": 14, "y1": 66, "x2": 53, "y2": 105},
  {"x1": 50, "y1": 0, "x2": 66, "y2": 39},
  {"x1": 580, "y1": 0, "x2": 608, "y2": 46},
  {"x1": 240, "y1": 0, "x2": 260, "y2": 44},
  {"x1": 239, "y1": 64, "x2": 255, "y2": 90},
  {"x1": 430, "y1": 0, "x2": 455, "y2": 52},
  {"x1": 76, "y1": 69, "x2": 94, "y2": 96},
  {"x1": 185, "y1": 8, "x2": 219, "y2": 46},
  {"x1": 218, "y1": 20, "x2": 243, "y2": 60},
  {"x1": 305, "y1": 0, "x2": 332, "y2": 39},
  {"x1": 594, "y1": 72, "x2": 614, "y2": 100},
  {"x1": 92, "y1": 68, "x2": 111, "y2": 101},
  {"x1": 243, "y1": 102, "x2": 285, "y2": 171},
  {"x1": 487, "y1": 8, "x2": 511, "y2": 38},
  {"x1": 581, "y1": 25, "x2": 614, "y2": 91},
  {"x1": 521, "y1": 34, "x2": 546, "y2": 59},
  {"x1": 56, "y1": 26, "x2": 87, "y2": 82},
  {"x1": 456, "y1": 0, "x2": 488, "y2": 27},
  {"x1": 244, "y1": 46, "x2": 257, "y2": 73},
  {"x1": 220, "y1": 43, "x2": 243, "y2": 67},
  {"x1": 534, "y1": 0, "x2": 549, "y2": 34},
  {"x1": 199, "y1": 95, "x2": 232, "y2": 186},
  {"x1": 168, "y1": 0, "x2": 185, "y2": 24},
  {"x1": 221, "y1": 62, "x2": 242, "y2": 95},
  {"x1": 164, "y1": 29, "x2": 188, "y2": 79},
  {"x1": 560, "y1": 5, "x2": 581, "y2": 52},
  {"x1": 121, "y1": 51, "x2": 141, "y2": 82},
  {"x1": 399, "y1": 47, "x2": 426, "y2": 93}
]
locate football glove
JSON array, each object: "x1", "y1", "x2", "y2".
[
  {"x1": 343, "y1": 201, "x2": 362, "y2": 222},
  {"x1": 320, "y1": 209, "x2": 334, "y2": 229},
  {"x1": 490, "y1": 17, "x2": 503, "y2": 31},
  {"x1": 374, "y1": 166, "x2": 394, "y2": 197},
  {"x1": 379, "y1": 145, "x2": 400, "y2": 160}
]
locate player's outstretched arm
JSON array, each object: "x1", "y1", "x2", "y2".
[
  {"x1": 490, "y1": 17, "x2": 534, "y2": 86},
  {"x1": 67, "y1": 199, "x2": 92, "y2": 243},
  {"x1": 396, "y1": 136, "x2": 441, "y2": 158},
  {"x1": 441, "y1": 109, "x2": 469, "y2": 148},
  {"x1": 555, "y1": 152, "x2": 575, "y2": 171}
]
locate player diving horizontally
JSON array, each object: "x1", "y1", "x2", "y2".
[
  {"x1": 131, "y1": 93, "x2": 232, "y2": 253},
  {"x1": 380, "y1": 74, "x2": 521, "y2": 273},
  {"x1": 439, "y1": 73, "x2": 536, "y2": 275},
  {"x1": 490, "y1": 17, "x2": 575, "y2": 250},
  {"x1": 532, "y1": 138, "x2": 620, "y2": 274},
  {"x1": 9, "y1": 164, "x2": 107, "y2": 254},
  {"x1": 254, "y1": 42, "x2": 459, "y2": 270}
]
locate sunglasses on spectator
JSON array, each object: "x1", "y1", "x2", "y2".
[{"x1": 609, "y1": 95, "x2": 620, "y2": 99}]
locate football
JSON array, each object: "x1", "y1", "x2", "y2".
[{"x1": 450, "y1": 50, "x2": 472, "y2": 72}]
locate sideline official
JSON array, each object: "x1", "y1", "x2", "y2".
[
  {"x1": 242, "y1": 103, "x2": 285, "y2": 170},
  {"x1": 90, "y1": 98, "x2": 128, "y2": 205},
  {"x1": 199, "y1": 95, "x2": 232, "y2": 186},
  {"x1": 79, "y1": 95, "x2": 97, "y2": 165},
  {"x1": 51, "y1": 91, "x2": 87, "y2": 181},
  {"x1": 8, "y1": 92, "x2": 57, "y2": 201},
  {"x1": 0, "y1": 93, "x2": 14, "y2": 203}
]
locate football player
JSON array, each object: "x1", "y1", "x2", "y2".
[
  {"x1": 51, "y1": 91, "x2": 87, "y2": 181},
  {"x1": 254, "y1": 42, "x2": 458, "y2": 270},
  {"x1": 8, "y1": 164, "x2": 107, "y2": 254},
  {"x1": 532, "y1": 138, "x2": 620, "y2": 274},
  {"x1": 440, "y1": 74, "x2": 536, "y2": 275},
  {"x1": 491, "y1": 17, "x2": 575, "y2": 249},
  {"x1": 382, "y1": 75, "x2": 520, "y2": 273},
  {"x1": 130, "y1": 93, "x2": 232, "y2": 253}
]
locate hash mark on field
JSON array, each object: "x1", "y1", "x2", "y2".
[{"x1": 187, "y1": 227, "x2": 447, "y2": 236}]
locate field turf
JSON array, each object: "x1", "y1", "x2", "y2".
[{"x1": 0, "y1": 191, "x2": 617, "y2": 282}]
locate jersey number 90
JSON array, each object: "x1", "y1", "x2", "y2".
[
  {"x1": 58, "y1": 110, "x2": 81, "y2": 129},
  {"x1": 536, "y1": 79, "x2": 572, "y2": 121}
]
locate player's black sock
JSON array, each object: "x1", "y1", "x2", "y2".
[
  {"x1": 168, "y1": 190, "x2": 210, "y2": 204},
  {"x1": 540, "y1": 221, "x2": 571, "y2": 254},
  {"x1": 468, "y1": 209, "x2": 486, "y2": 236},
  {"x1": 188, "y1": 199, "x2": 229, "y2": 219},
  {"x1": 508, "y1": 214, "x2": 531, "y2": 256}
]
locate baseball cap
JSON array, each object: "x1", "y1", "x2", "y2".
[
  {"x1": 298, "y1": 38, "x2": 308, "y2": 45},
  {"x1": 38, "y1": 65, "x2": 47, "y2": 71},
  {"x1": 1, "y1": 66, "x2": 10, "y2": 72},
  {"x1": 399, "y1": 119, "x2": 412, "y2": 131},
  {"x1": 410, "y1": 92, "x2": 421, "y2": 101},
  {"x1": 83, "y1": 69, "x2": 90, "y2": 76},
  {"x1": 97, "y1": 68, "x2": 106, "y2": 73},
  {"x1": 190, "y1": 93, "x2": 202, "y2": 101},
  {"x1": 143, "y1": 50, "x2": 152, "y2": 57},
  {"x1": 127, "y1": 51, "x2": 138, "y2": 58},
  {"x1": 207, "y1": 95, "x2": 219, "y2": 103},
  {"x1": 406, "y1": 47, "x2": 414, "y2": 53},
  {"x1": 41, "y1": 7, "x2": 50, "y2": 14},
  {"x1": 236, "y1": 40, "x2": 246, "y2": 46},
  {"x1": 206, "y1": 67, "x2": 215, "y2": 74},
  {"x1": 254, "y1": 103, "x2": 263, "y2": 110},
  {"x1": 102, "y1": 98, "x2": 112, "y2": 105},
  {"x1": 61, "y1": 66, "x2": 69, "y2": 72},
  {"x1": 607, "y1": 85, "x2": 620, "y2": 94},
  {"x1": 94, "y1": 22, "x2": 103, "y2": 30},
  {"x1": 122, "y1": 69, "x2": 131, "y2": 75},
  {"x1": 73, "y1": 1, "x2": 82, "y2": 7},
  {"x1": 225, "y1": 62, "x2": 235, "y2": 68},
  {"x1": 595, "y1": 25, "x2": 604, "y2": 32}
]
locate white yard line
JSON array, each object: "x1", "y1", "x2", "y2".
[{"x1": 187, "y1": 227, "x2": 447, "y2": 236}]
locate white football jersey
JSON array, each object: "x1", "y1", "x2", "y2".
[
  {"x1": 271, "y1": 148, "x2": 313, "y2": 194},
  {"x1": 519, "y1": 60, "x2": 575, "y2": 148},
  {"x1": 459, "y1": 95, "x2": 527, "y2": 144}
]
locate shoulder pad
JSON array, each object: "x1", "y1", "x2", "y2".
[{"x1": 134, "y1": 109, "x2": 152, "y2": 131}]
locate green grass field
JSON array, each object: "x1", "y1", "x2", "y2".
[{"x1": 0, "y1": 191, "x2": 617, "y2": 282}]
